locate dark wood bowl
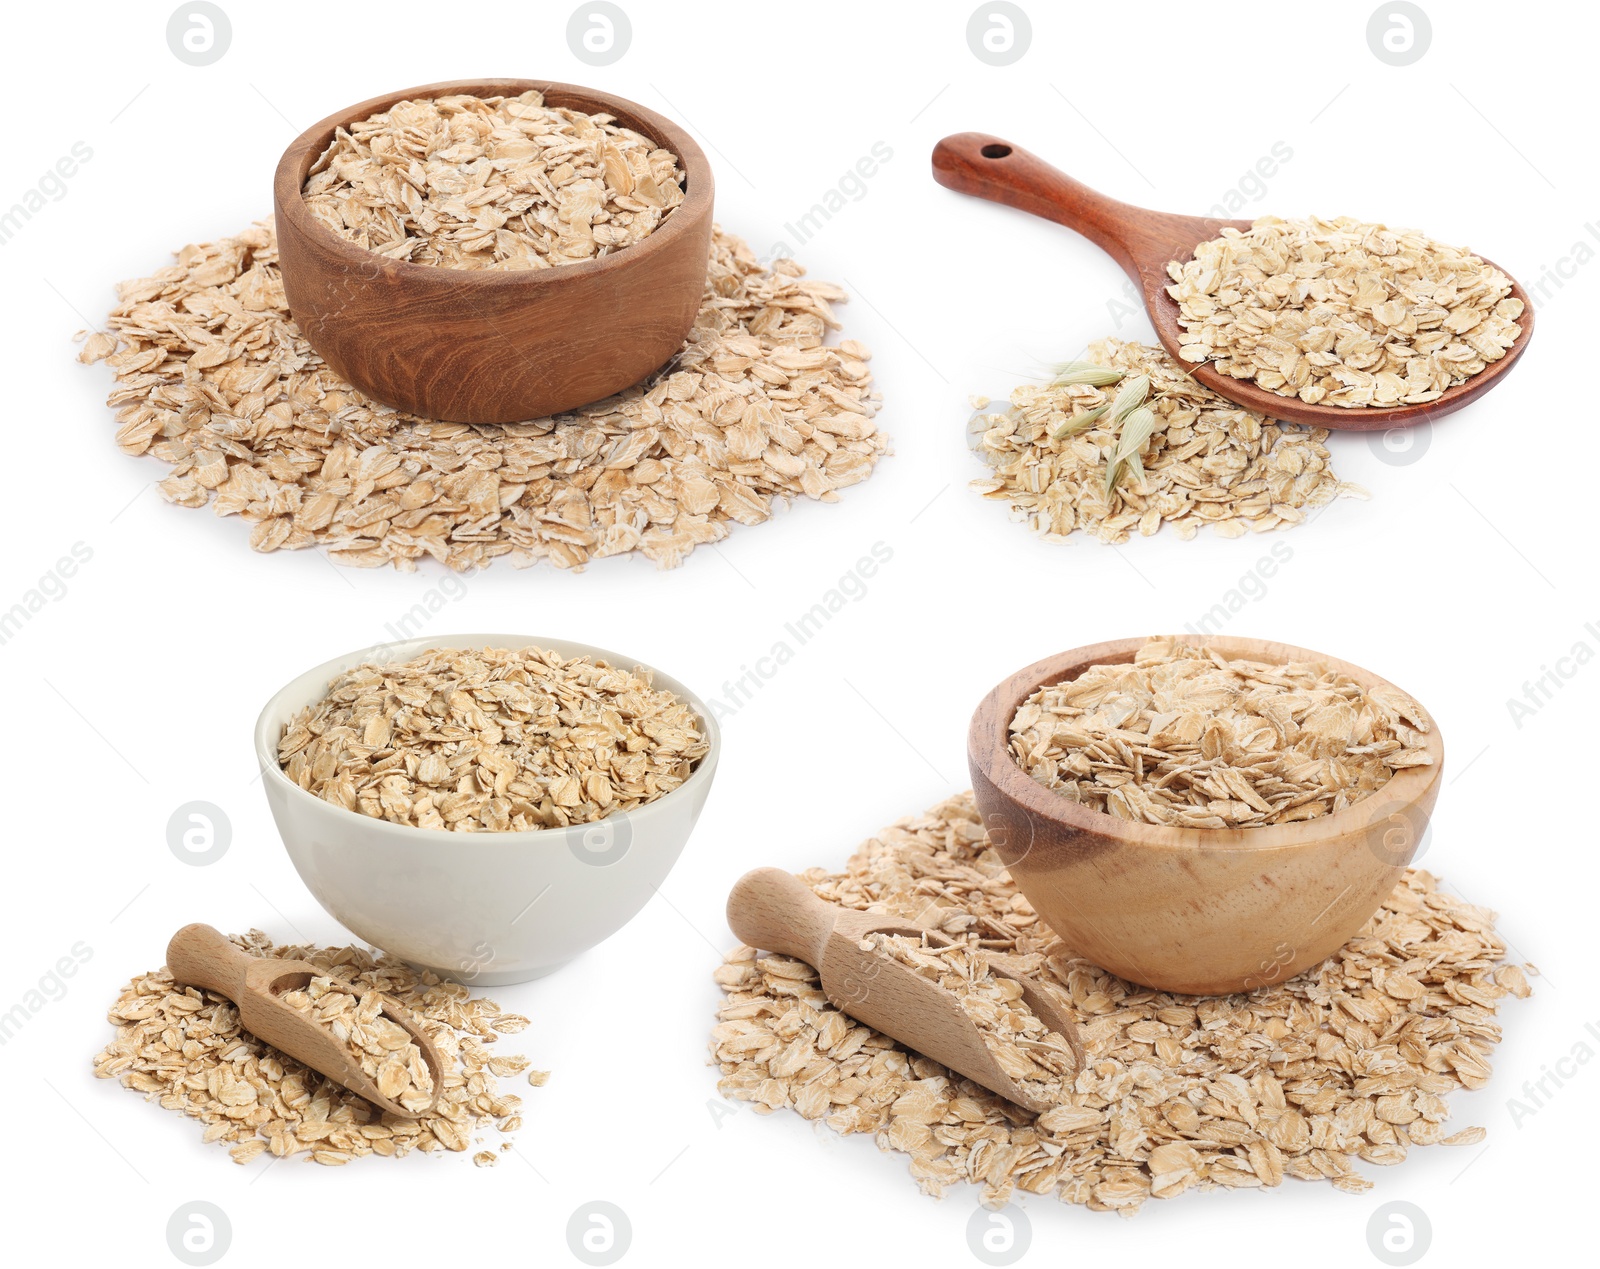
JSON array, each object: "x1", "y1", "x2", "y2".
[
  {"x1": 273, "y1": 79, "x2": 715, "y2": 424},
  {"x1": 968, "y1": 636, "x2": 1446, "y2": 995}
]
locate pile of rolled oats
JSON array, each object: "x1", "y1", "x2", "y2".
[
  {"x1": 303, "y1": 90, "x2": 685, "y2": 270},
  {"x1": 864, "y1": 933, "x2": 1078, "y2": 1105},
  {"x1": 280, "y1": 976, "x2": 434, "y2": 1111},
  {"x1": 711, "y1": 793, "x2": 1528, "y2": 1213},
  {"x1": 1166, "y1": 216, "x2": 1523, "y2": 406},
  {"x1": 78, "y1": 220, "x2": 886, "y2": 571},
  {"x1": 95, "y1": 932, "x2": 535, "y2": 1166},
  {"x1": 970, "y1": 339, "x2": 1364, "y2": 543},
  {"x1": 1010, "y1": 638, "x2": 1433, "y2": 829},
  {"x1": 279, "y1": 645, "x2": 708, "y2": 832}
]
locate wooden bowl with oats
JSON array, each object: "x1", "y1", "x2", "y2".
[
  {"x1": 968, "y1": 636, "x2": 1445, "y2": 996},
  {"x1": 273, "y1": 78, "x2": 714, "y2": 424}
]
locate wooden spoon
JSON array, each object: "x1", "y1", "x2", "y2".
[
  {"x1": 166, "y1": 924, "x2": 443, "y2": 1118},
  {"x1": 726, "y1": 868, "x2": 1083, "y2": 1113},
  {"x1": 931, "y1": 132, "x2": 1534, "y2": 432}
]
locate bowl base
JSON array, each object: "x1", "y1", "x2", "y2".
[{"x1": 403, "y1": 959, "x2": 570, "y2": 987}]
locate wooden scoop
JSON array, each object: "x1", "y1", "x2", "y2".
[
  {"x1": 931, "y1": 132, "x2": 1534, "y2": 432},
  {"x1": 166, "y1": 924, "x2": 443, "y2": 1118},
  {"x1": 726, "y1": 868, "x2": 1083, "y2": 1113}
]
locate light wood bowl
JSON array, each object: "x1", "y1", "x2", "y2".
[
  {"x1": 967, "y1": 636, "x2": 1446, "y2": 995},
  {"x1": 273, "y1": 78, "x2": 714, "y2": 424}
]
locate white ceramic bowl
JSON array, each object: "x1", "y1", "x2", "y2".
[{"x1": 254, "y1": 633, "x2": 720, "y2": 985}]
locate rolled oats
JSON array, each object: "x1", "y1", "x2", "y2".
[
  {"x1": 864, "y1": 933, "x2": 1077, "y2": 1103},
  {"x1": 279, "y1": 644, "x2": 707, "y2": 831},
  {"x1": 970, "y1": 339, "x2": 1364, "y2": 543},
  {"x1": 1009, "y1": 638, "x2": 1433, "y2": 829},
  {"x1": 305, "y1": 90, "x2": 684, "y2": 270},
  {"x1": 94, "y1": 932, "x2": 537, "y2": 1165},
  {"x1": 78, "y1": 220, "x2": 886, "y2": 572},
  {"x1": 711, "y1": 792, "x2": 1525, "y2": 1213},
  {"x1": 1166, "y1": 216, "x2": 1523, "y2": 406},
  {"x1": 280, "y1": 976, "x2": 434, "y2": 1110}
]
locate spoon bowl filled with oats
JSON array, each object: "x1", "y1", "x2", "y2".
[
  {"x1": 968, "y1": 636, "x2": 1444, "y2": 995},
  {"x1": 933, "y1": 133, "x2": 1532, "y2": 430},
  {"x1": 274, "y1": 79, "x2": 714, "y2": 424},
  {"x1": 256, "y1": 634, "x2": 719, "y2": 984}
]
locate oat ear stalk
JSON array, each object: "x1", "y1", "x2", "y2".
[
  {"x1": 1104, "y1": 403, "x2": 1156, "y2": 498},
  {"x1": 1049, "y1": 361, "x2": 1123, "y2": 387},
  {"x1": 1049, "y1": 400, "x2": 1109, "y2": 440}
]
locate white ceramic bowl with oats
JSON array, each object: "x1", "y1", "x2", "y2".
[{"x1": 254, "y1": 633, "x2": 720, "y2": 985}]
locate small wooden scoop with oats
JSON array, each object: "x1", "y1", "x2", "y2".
[
  {"x1": 166, "y1": 924, "x2": 444, "y2": 1118},
  {"x1": 727, "y1": 869, "x2": 1083, "y2": 1113}
]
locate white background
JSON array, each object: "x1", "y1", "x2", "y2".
[{"x1": 0, "y1": 0, "x2": 1592, "y2": 1264}]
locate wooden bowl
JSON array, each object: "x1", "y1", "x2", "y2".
[
  {"x1": 967, "y1": 636, "x2": 1446, "y2": 996},
  {"x1": 273, "y1": 79, "x2": 715, "y2": 424}
]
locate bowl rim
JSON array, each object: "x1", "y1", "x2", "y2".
[
  {"x1": 254, "y1": 632, "x2": 721, "y2": 849},
  {"x1": 272, "y1": 77, "x2": 714, "y2": 291},
  {"x1": 968, "y1": 634, "x2": 1445, "y2": 854}
]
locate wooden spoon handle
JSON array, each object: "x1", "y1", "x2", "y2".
[
  {"x1": 931, "y1": 132, "x2": 1146, "y2": 279},
  {"x1": 726, "y1": 868, "x2": 837, "y2": 966},
  {"x1": 166, "y1": 923, "x2": 254, "y2": 999}
]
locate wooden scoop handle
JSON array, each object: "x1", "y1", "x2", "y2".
[
  {"x1": 931, "y1": 132, "x2": 1149, "y2": 278},
  {"x1": 726, "y1": 868, "x2": 837, "y2": 965},
  {"x1": 167, "y1": 923, "x2": 254, "y2": 999}
]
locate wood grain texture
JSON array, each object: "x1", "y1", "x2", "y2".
[
  {"x1": 932, "y1": 133, "x2": 1533, "y2": 432},
  {"x1": 274, "y1": 79, "x2": 715, "y2": 424},
  {"x1": 966, "y1": 637, "x2": 1447, "y2": 996},
  {"x1": 165, "y1": 923, "x2": 443, "y2": 1117},
  {"x1": 726, "y1": 867, "x2": 1082, "y2": 1112}
]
